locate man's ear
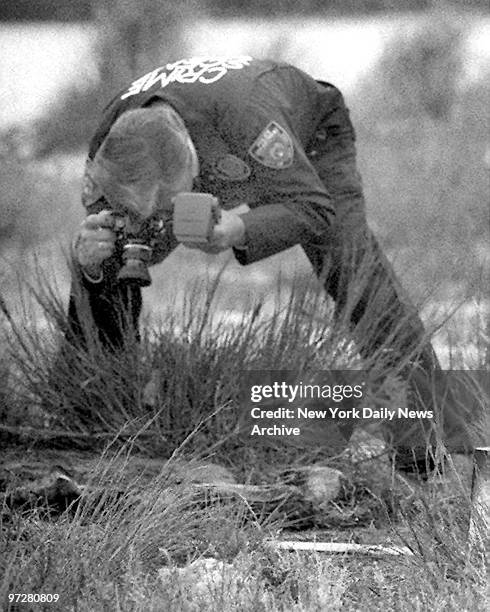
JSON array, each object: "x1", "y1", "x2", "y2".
[{"x1": 81, "y1": 159, "x2": 105, "y2": 209}]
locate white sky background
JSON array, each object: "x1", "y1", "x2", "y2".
[{"x1": 0, "y1": 15, "x2": 489, "y2": 128}]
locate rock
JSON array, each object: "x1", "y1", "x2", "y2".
[
  {"x1": 348, "y1": 427, "x2": 386, "y2": 463},
  {"x1": 301, "y1": 466, "x2": 343, "y2": 506},
  {"x1": 347, "y1": 428, "x2": 393, "y2": 495},
  {"x1": 158, "y1": 558, "x2": 245, "y2": 600}
]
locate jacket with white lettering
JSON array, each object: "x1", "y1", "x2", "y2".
[{"x1": 86, "y1": 56, "x2": 339, "y2": 264}]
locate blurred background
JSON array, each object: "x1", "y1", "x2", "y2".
[{"x1": 0, "y1": 0, "x2": 489, "y2": 365}]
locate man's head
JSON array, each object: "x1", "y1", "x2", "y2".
[{"x1": 89, "y1": 104, "x2": 198, "y2": 222}]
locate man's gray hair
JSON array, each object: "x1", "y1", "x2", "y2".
[{"x1": 90, "y1": 104, "x2": 196, "y2": 215}]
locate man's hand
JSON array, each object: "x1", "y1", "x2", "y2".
[
  {"x1": 73, "y1": 210, "x2": 120, "y2": 279},
  {"x1": 183, "y1": 209, "x2": 246, "y2": 254}
]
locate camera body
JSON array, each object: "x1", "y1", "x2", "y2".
[{"x1": 115, "y1": 192, "x2": 221, "y2": 287}]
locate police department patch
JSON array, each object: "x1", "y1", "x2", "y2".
[
  {"x1": 248, "y1": 121, "x2": 294, "y2": 169},
  {"x1": 215, "y1": 154, "x2": 251, "y2": 181}
]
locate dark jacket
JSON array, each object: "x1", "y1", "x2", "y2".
[{"x1": 71, "y1": 57, "x2": 348, "y2": 348}]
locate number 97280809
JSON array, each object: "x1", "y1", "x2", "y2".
[{"x1": 8, "y1": 593, "x2": 59, "y2": 604}]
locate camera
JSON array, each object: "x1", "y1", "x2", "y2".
[
  {"x1": 114, "y1": 216, "x2": 163, "y2": 288},
  {"x1": 118, "y1": 240, "x2": 153, "y2": 287},
  {"x1": 114, "y1": 192, "x2": 221, "y2": 287}
]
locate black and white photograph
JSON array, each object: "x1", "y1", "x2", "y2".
[{"x1": 0, "y1": 1, "x2": 489, "y2": 610}]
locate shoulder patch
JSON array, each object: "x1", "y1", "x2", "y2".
[
  {"x1": 248, "y1": 121, "x2": 294, "y2": 169},
  {"x1": 214, "y1": 154, "x2": 251, "y2": 181}
]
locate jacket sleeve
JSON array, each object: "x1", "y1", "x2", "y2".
[
  {"x1": 66, "y1": 255, "x2": 142, "y2": 351},
  {"x1": 233, "y1": 181, "x2": 334, "y2": 265},
  {"x1": 230, "y1": 71, "x2": 335, "y2": 265}
]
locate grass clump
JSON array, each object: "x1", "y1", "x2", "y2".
[
  {"x1": 1, "y1": 456, "x2": 486, "y2": 611},
  {"x1": 0, "y1": 445, "x2": 268, "y2": 611},
  {"x1": 0, "y1": 252, "x2": 488, "y2": 610},
  {"x1": 0, "y1": 273, "x2": 352, "y2": 457}
]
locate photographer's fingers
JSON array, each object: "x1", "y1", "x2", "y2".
[
  {"x1": 180, "y1": 210, "x2": 245, "y2": 253},
  {"x1": 84, "y1": 210, "x2": 116, "y2": 230},
  {"x1": 80, "y1": 227, "x2": 115, "y2": 243},
  {"x1": 207, "y1": 210, "x2": 246, "y2": 251},
  {"x1": 75, "y1": 211, "x2": 118, "y2": 273}
]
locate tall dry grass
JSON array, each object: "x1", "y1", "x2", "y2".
[
  {"x1": 0, "y1": 11, "x2": 488, "y2": 610},
  {"x1": 0, "y1": 262, "x2": 488, "y2": 610}
]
